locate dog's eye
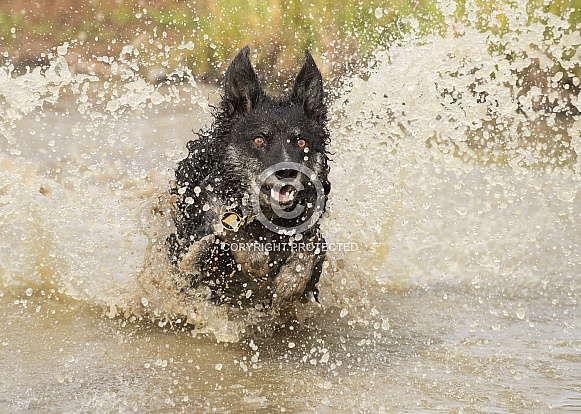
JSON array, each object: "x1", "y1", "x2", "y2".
[
  {"x1": 253, "y1": 137, "x2": 265, "y2": 146},
  {"x1": 297, "y1": 139, "x2": 306, "y2": 148}
]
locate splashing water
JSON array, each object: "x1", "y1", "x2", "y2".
[
  {"x1": 324, "y1": 16, "x2": 580, "y2": 302},
  {"x1": 0, "y1": 3, "x2": 580, "y2": 412},
  {"x1": 0, "y1": 2, "x2": 579, "y2": 336}
]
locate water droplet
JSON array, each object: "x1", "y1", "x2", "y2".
[
  {"x1": 25, "y1": 288, "x2": 33, "y2": 297},
  {"x1": 516, "y1": 308, "x2": 525, "y2": 319},
  {"x1": 215, "y1": 364, "x2": 223, "y2": 371},
  {"x1": 150, "y1": 91, "x2": 165, "y2": 105},
  {"x1": 374, "y1": 7, "x2": 383, "y2": 19},
  {"x1": 381, "y1": 319, "x2": 390, "y2": 331},
  {"x1": 57, "y1": 42, "x2": 69, "y2": 56},
  {"x1": 556, "y1": 187, "x2": 577, "y2": 202}
]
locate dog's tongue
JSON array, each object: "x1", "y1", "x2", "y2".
[{"x1": 271, "y1": 185, "x2": 294, "y2": 204}]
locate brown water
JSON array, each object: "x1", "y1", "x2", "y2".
[
  {"x1": 1, "y1": 284, "x2": 579, "y2": 412},
  {"x1": 1, "y1": 4, "x2": 581, "y2": 412}
]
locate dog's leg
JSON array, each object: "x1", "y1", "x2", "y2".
[
  {"x1": 271, "y1": 232, "x2": 325, "y2": 312},
  {"x1": 178, "y1": 233, "x2": 217, "y2": 276},
  {"x1": 271, "y1": 252, "x2": 317, "y2": 311},
  {"x1": 219, "y1": 228, "x2": 271, "y2": 278}
]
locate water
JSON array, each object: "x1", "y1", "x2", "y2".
[{"x1": 1, "y1": 4, "x2": 581, "y2": 413}]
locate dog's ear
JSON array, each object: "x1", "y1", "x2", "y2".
[
  {"x1": 291, "y1": 51, "x2": 325, "y2": 122},
  {"x1": 223, "y1": 46, "x2": 262, "y2": 116}
]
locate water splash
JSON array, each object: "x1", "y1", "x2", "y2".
[
  {"x1": 1, "y1": 3, "x2": 580, "y2": 340},
  {"x1": 321, "y1": 7, "x2": 580, "y2": 313}
]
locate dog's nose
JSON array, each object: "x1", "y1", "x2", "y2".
[{"x1": 275, "y1": 169, "x2": 298, "y2": 180}]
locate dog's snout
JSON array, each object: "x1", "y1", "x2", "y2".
[{"x1": 275, "y1": 169, "x2": 298, "y2": 180}]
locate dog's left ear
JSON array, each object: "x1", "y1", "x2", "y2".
[{"x1": 291, "y1": 51, "x2": 325, "y2": 122}]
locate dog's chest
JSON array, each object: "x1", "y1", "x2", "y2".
[{"x1": 220, "y1": 222, "x2": 292, "y2": 280}]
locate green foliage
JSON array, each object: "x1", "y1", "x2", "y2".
[
  {"x1": 0, "y1": 0, "x2": 579, "y2": 85},
  {"x1": 0, "y1": 11, "x2": 23, "y2": 41}
]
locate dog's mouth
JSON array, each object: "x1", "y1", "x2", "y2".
[
  {"x1": 255, "y1": 167, "x2": 316, "y2": 218},
  {"x1": 262, "y1": 184, "x2": 297, "y2": 207}
]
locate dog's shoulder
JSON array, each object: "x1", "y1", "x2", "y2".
[
  {"x1": 171, "y1": 134, "x2": 221, "y2": 245},
  {"x1": 175, "y1": 135, "x2": 216, "y2": 187}
]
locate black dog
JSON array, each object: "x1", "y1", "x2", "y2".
[{"x1": 167, "y1": 46, "x2": 330, "y2": 313}]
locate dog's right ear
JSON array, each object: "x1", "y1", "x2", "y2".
[{"x1": 223, "y1": 46, "x2": 262, "y2": 116}]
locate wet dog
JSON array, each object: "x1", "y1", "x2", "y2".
[{"x1": 167, "y1": 46, "x2": 330, "y2": 313}]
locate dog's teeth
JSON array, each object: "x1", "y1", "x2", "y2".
[{"x1": 271, "y1": 186, "x2": 294, "y2": 203}]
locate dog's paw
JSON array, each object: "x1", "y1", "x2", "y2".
[
  {"x1": 271, "y1": 255, "x2": 313, "y2": 311},
  {"x1": 178, "y1": 234, "x2": 217, "y2": 275}
]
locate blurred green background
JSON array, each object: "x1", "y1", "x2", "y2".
[{"x1": 1, "y1": 0, "x2": 580, "y2": 86}]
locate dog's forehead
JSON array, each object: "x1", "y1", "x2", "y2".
[
  {"x1": 235, "y1": 105, "x2": 308, "y2": 137},
  {"x1": 260, "y1": 106, "x2": 308, "y2": 133}
]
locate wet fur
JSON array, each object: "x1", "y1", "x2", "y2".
[{"x1": 168, "y1": 46, "x2": 330, "y2": 312}]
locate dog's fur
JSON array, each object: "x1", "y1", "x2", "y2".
[{"x1": 167, "y1": 46, "x2": 330, "y2": 312}]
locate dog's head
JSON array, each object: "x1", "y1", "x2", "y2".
[{"x1": 217, "y1": 46, "x2": 330, "y2": 233}]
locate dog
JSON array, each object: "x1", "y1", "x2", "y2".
[{"x1": 167, "y1": 46, "x2": 331, "y2": 313}]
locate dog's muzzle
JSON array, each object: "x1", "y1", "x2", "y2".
[
  {"x1": 260, "y1": 169, "x2": 304, "y2": 209},
  {"x1": 252, "y1": 162, "x2": 326, "y2": 235}
]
